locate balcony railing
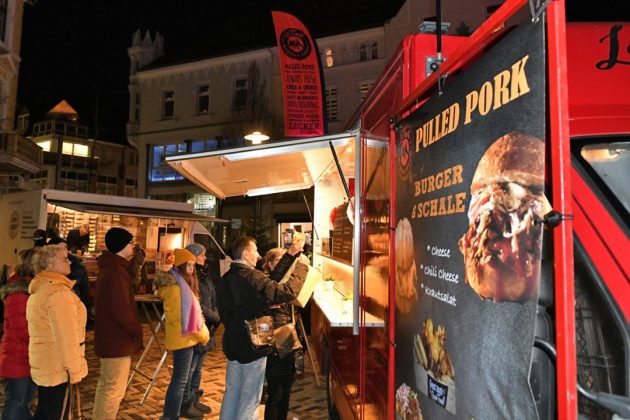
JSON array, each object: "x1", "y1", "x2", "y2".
[
  {"x1": 32, "y1": 120, "x2": 89, "y2": 139},
  {"x1": 0, "y1": 132, "x2": 43, "y2": 173}
]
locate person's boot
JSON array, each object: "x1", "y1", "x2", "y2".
[
  {"x1": 193, "y1": 389, "x2": 212, "y2": 414},
  {"x1": 179, "y1": 399, "x2": 205, "y2": 419}
]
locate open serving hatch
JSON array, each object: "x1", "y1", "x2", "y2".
[{"x1": 165, "y1": 131, "x2": 359, "y2": 199}]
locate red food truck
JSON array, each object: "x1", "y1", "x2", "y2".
[{"x1": 166, "y1": 0, "x2": 629, "y2": 418}]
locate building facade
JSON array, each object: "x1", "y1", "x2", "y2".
[
  {"x1": 0, "y1": 0, "x2": 42, "y2": 191},
  {"x1": 126, "y1": 0, "x2": 520, "y2": 242},
  {"x1": 30, "y1": 100, "x2": 139, "y2": 197}
]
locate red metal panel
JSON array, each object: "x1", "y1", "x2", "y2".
[
  {"x1": 547, "y1": 1, "x2": 578, "y2": 419},
  {"x1": 572, "y1": 170, "x2": 630, "y2": 321},
  {"x1": 394, "y1": 0, "x2": 528, "y2": 117}
]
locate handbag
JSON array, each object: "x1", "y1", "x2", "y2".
[
  {"x1": 227, "y1": 278, "x2": 274, "y2": 357},
  {"x1": 273, "y1": 305, "x2": 303, "y2": 359},
  {"x1": 244, "y1": 315, "x2": 275, "y2": 356}
]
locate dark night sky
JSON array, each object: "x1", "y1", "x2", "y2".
[{"x1": 17, "y1": 0, "x2": 630, "y2": 144}]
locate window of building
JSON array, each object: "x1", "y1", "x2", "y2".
[
  {"x1": 324, "y1": 48, "x2": 334, "y2": 67},
  {"x1": 37, "y1": 140, "x2": 51, "y2": 152},
  {"x1": 162, "y1": 90, "x2": 175, "y2": 119},
  {"x1": 197, "y1": 84, "x2": 210, "y2": 114},
  {"x1": 359, "y1": 44, "x2": 367, "y2": 62},
  {"x1": 190, "y1": 139, "x2": 219, "y2": 153},
  {"x1": 371, "y1": 42, "x2": 378, "y2": 59},
  {"x1": 233, "y1": 77, "x2": 248, "y2": 109},
  {"x1": 0, "y1": 0, "x2": 8, "y2": 43},
  {"x1": 359, "y1": 81, "x2": 374, "y2": 101},
  {"x1": 62, "y1": 142, "x2": 89, "y2": 157},
  {"x1": 325, "y1": 87, "x2": 339, "y2": 122},
  {"x1": 149, "y1": 143, "x2": 187, "y2": 182},
  {"x1": 133, "y1": 93, "x2": 141, "y2": 122}
]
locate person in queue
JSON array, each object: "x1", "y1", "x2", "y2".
[
  {"x1": 155, "y1": 248, "x2": 209, "y2": 419},
  {"x1": 0, "y1": 248, "x2": 37, "y2": 419},
  {"x1": 46, "y1": 237, "x2": 91, "y2": 319},
  {"x1": 26, "y1": 244, "x2": 88, "y2": 419},
  {"x1": 92, "y1": 228, "x2": 143, "y2": 419},
  {"x1": 261, "y1": 247, "x2": 309, "y2": 420},
  {"x1": 217, "y1": 236, "x2": 307, "y2": 420},
  {"x1": 185, "y1": 243, "x2": 221, "y2": 414},
  {"x1": 32, "y1": 229, "x2": 47, "y2": 249}
]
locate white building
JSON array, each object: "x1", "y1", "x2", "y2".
[{"x1": 126, "y1": 0, "x2": 518, "y2": 240}]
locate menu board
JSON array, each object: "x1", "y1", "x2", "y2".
[
  {"x1": 331, "y1": 202, "x2": 353, "y2": 264},
  {"x1": 394, "y1": 21, "x2": 546, "y2": 420}
]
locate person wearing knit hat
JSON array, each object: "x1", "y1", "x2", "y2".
[
  {"x1": 92, "y1": 228, "x2": 143, "y2": 419},
  {"x1": 173, "y1": 248, "x2": 196, "y2": 268},
  {"x1": 105, "y1": 227, "x2": 133, "y2": 254},
  {"x1": 155, "y1": 249, "x2": 209, "y2": 418},
  {"x1": 184, "y1": 243, "x2": 219, "y2": 414},
  {"x1": 33, "y1": 229, "x2": 47, "y2": 248}
]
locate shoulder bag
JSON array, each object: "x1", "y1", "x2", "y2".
[
  {"x1": 273, "y1": 305, "x2": 303, "y2": 359},
  {"x1": 227, "y1": 278, "x2": 274, "y2": 357}
]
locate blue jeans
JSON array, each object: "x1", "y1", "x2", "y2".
[
  {"x1": 188, "y1": 347, "x2": 207, "y2": 397},
  {"x1": 163, "y1": 347, "x2": 198, "y2": 419},
  {"x1": 2, "y1": 377, "x2": 36, "y2": 420},
  {"x1": 220, "y1": 357, "x2": 267, "y2": 420}
]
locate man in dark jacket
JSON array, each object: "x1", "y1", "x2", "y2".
[
  {"x1": 66, "y1": 224, "x2": 90, "y2": 255},
  {"x1": 92, "y1": 227, "x2": 143, "y2": 419},
  {"x1": 217, "y1": 236, "x2": 307, "y2": 420}
]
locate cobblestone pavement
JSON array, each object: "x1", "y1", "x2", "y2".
[{"x1": 1, "y1": 323, "x2": 328, "y2": 419}]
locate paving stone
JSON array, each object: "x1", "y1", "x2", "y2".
[{"x1": 0, "y1": 323, "x2": 328, "y2": 419}]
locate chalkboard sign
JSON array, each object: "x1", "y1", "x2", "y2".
[{"x1": 331, "y1": 202, "x2": 353, "y2": 264}]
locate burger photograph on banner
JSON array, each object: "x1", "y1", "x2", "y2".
[{"x1": 394, "y1": 19, "x2": 546, "y2": 420}]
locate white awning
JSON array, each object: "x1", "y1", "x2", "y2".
[
  {"x1": 48, "y1": 200, "x2": 229, "y2": 223},
  {"x1": 165, "y1": 132, "x2": 358, "y2": 199}
]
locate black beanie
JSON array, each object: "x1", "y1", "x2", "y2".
[
  {"x1": 33, "y1": 229, "x2": 47, "y2": 247},
  {"x1": 105, "y1": 228, "x2": 133, "y2": 254}
]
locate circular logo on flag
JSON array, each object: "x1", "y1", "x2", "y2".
[{"x1": 280, "y1": 28, "x2": 312, "y2": 60}]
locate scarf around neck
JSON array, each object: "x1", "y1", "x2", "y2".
[{"x1": 169, "y1": 268, "x2": 203, "y2": 336}]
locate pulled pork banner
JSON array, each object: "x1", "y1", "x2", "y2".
[
  {"x1": 272, "y1": 11, "x2": 325, "y2": 137},
  {"x1": 394, "y1": 19, "x2": 546, "y2": 419}
]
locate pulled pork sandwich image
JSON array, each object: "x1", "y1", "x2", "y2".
[
  {"x1": 395, "y1": 383, "x2": 423, "y2": 420},
  {"x1": 414, "y1": 318, "x2": 455, "y2": 382},
  {"x1": 458, "y1": 131, "x2": 545, "y2": 303},
  {"x1": 395, "y1": 218, "x2": 418, "y2": 313}
]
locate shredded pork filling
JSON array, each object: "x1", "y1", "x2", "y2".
[{"x1": 462, "y1": 182, "x2": 543, "y2": 277}]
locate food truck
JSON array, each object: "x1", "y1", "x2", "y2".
[
  {"x1": 166, "y1": 0, "x2": 629, "y2": 418},
  {"x1": 0, "y1": 188, "x2": 228, "y2": 290}
]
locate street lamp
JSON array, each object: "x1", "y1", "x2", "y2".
[{"x1": 244, "y1": 131, "x2": 269, "y2": 145}]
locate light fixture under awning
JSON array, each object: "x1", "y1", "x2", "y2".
[
  {"x1": 166, "y1": 131, "x2": 357, "y2": 199},
  {"x1": 48, "y1": 200, "x2": 229, "y2": 223}
]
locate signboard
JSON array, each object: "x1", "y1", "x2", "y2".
[
  {"x1": 272, "y1": 11, "x2": 325, "y2": 137},
  {"x1": 394, "y1": 20, "x2": 545, "y2": 419}
]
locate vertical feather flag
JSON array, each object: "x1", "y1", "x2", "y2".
[{"x1": 272, "y1": 11, "x2": 325, "y2": 137}]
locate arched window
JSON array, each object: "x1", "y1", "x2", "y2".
[
  {"x1": 371, "y1": 42, "x2": 378, "y2": 59},
  {"x1": 325, "y1": 48, "x2": 334, "y2": 67}
]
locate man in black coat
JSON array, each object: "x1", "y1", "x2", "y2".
[
  {"x1": 217, "y1": 236, "x2": 306, "y2": 420},
  {"x1": 66, "y1": 224, "x2": 90, "y2": 255}
]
